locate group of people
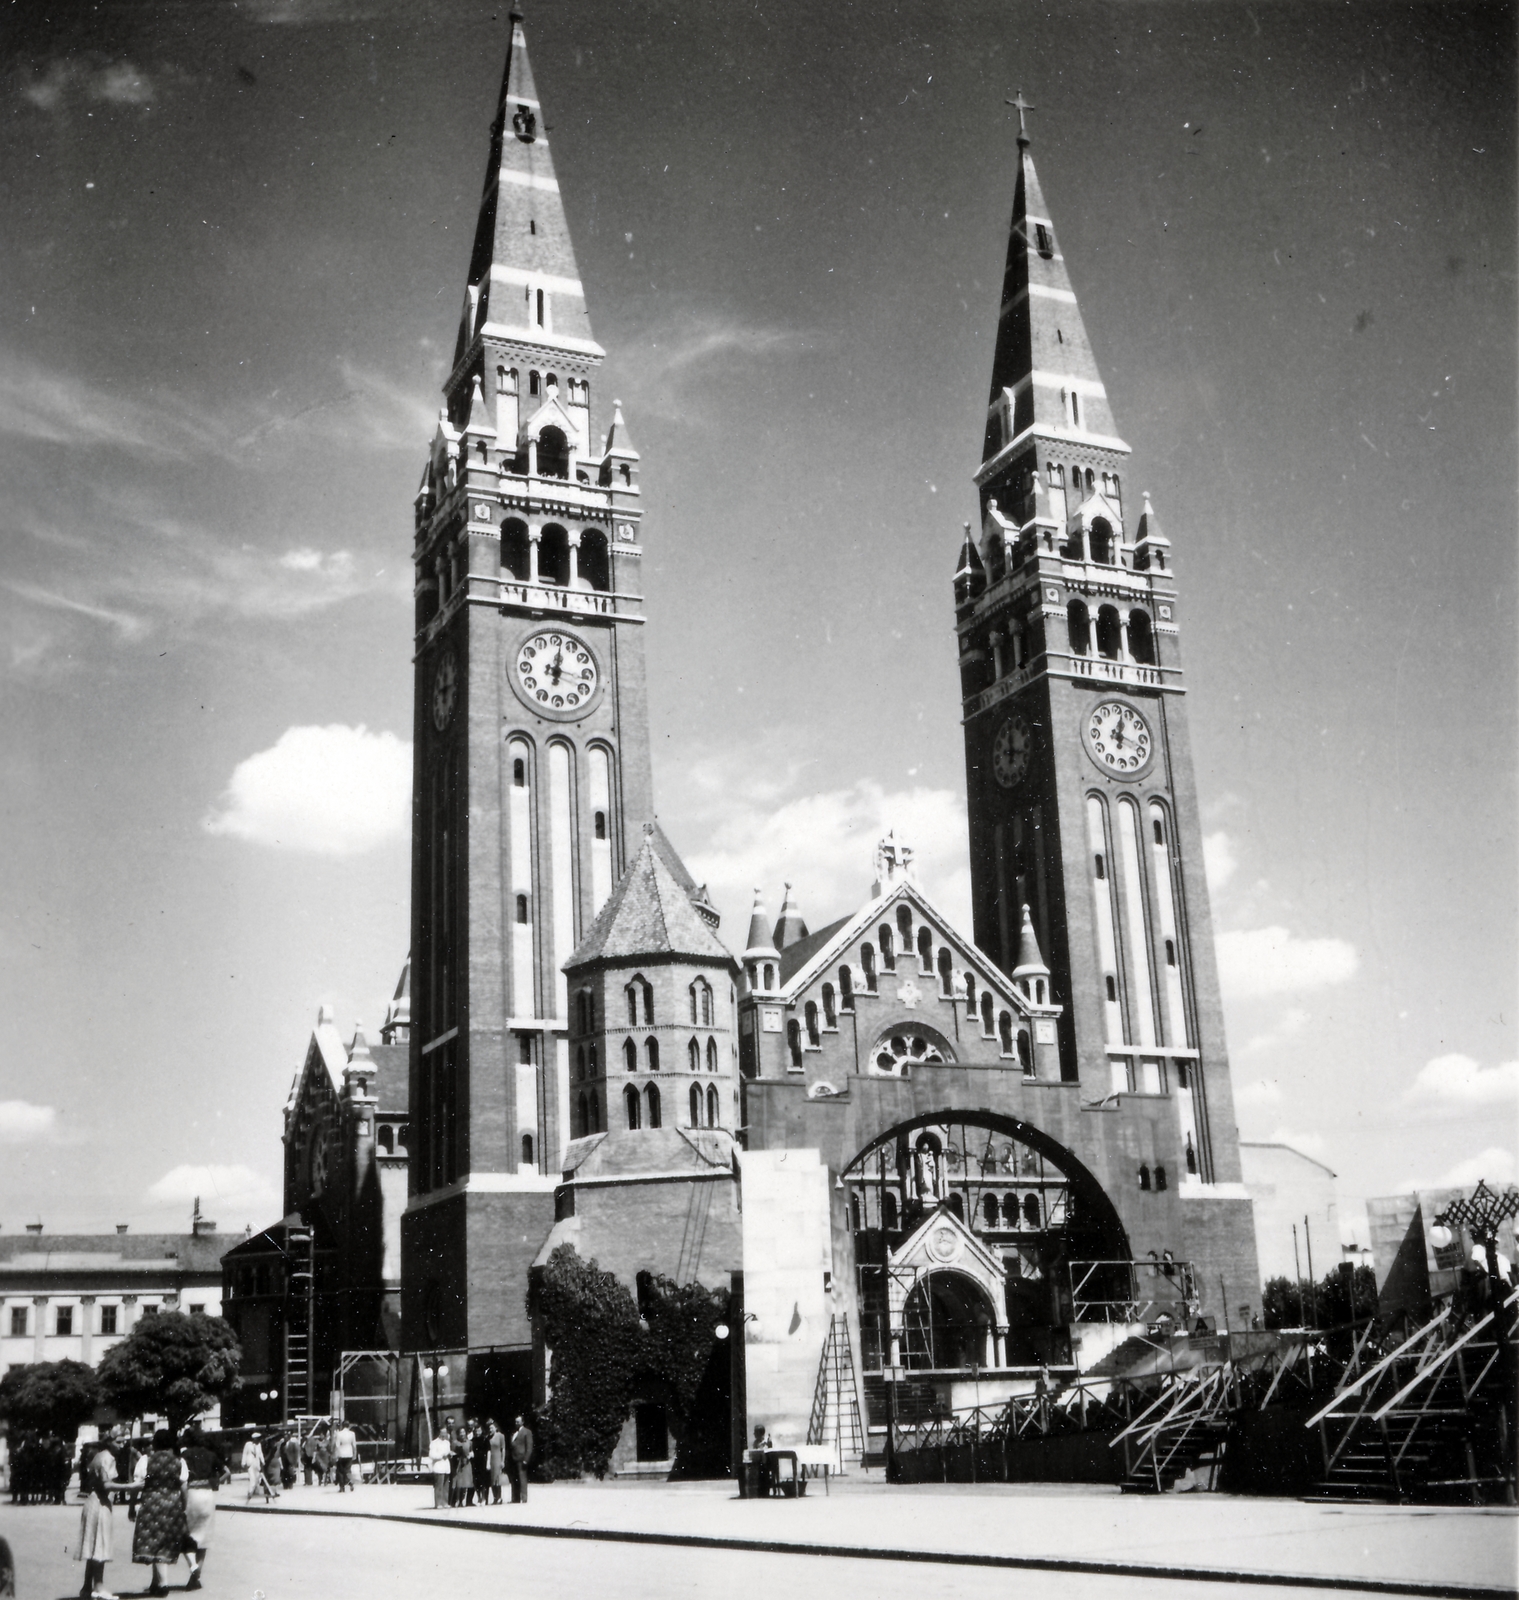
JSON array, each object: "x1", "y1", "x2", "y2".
[
  {"x1": 427, "y1": 1416, "x2": 532, "y2": 1509},
  {"x1": 4, "y1": 1432, "x2": 73, "y2": 1503},
  {"x1": 238, "y1": 1420, "x2": 359, "y2": 1499},
  {"x1": 74, "y1": 1425, "x2": 227, "y2": 1600}
]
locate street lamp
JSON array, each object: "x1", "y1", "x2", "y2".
[{"x1": 1434, "y1": 1180, "x2": 1519, "y2": 1284}]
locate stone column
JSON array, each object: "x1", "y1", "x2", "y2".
[
  {"x1": 122, "y1": 1294, "x2": 138, "y2": 1334},
  {"x1": 988, "y1": 629, "x2": 1004, "y2": 680},
  {"x1": 567, "y1": 531, "x2": 582, "y2": 589},
  {"x1": 32, "y1": 1297, "x2": 47, "y2": 1361},
  {"x1": 528, "y1": 530, "x2": 541, "y2": 585},
  {"x1": 80, "y1": 1296, "x2": 96, "y2": 1365}
]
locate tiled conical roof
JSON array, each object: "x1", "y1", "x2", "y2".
[{"x1": 567, "y1": 830, "x2": 732, "y2": 969}]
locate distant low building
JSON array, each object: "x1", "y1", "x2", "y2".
[
  {"x1": 1366, "y1": 1186, "x2": 1518, "y2": 1301},
  {"x1": 1239, "y1": 1141, "x2": 1339, "y2": 1286},
  {"x1": 0, "y1": 1210, "x2": 242, "y2": 1423}
]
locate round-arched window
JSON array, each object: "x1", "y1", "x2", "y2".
[{"x1": 869, "y1": 1027, "x2": 951, "y2": 1077}]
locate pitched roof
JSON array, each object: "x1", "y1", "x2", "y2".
[
  {"x1": 368, "y1": 1042, "x2": 409, "y2": 1113},
  {"x1": 779, "y1": 915, "x2": 851, "y2": 984},
  {"x1": 566, "y1": 830, "x2": 734, "y2": 970},
  {"x1": 0, "y1": 1231, "x2": 245, "y2": 1274}
]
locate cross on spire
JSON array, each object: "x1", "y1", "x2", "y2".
[{"x1": 1005, "y1": 89, "x2": 1036, "y2": 144}]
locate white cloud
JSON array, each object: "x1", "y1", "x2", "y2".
[
  {"x1": 22, "y1": 57, "x2": 155, "y2": 113},
  {"x1": 1215, "y1": 925, "x2": 1358, "y2": 1000},
  {"x1": 204, "y1": 724, "x2": 411, "y2": 855},
  {"x1": 1400, "y1": 1147, "x2": 1517, "y2": 1195},
  {"x1": 1235, "y1": 1078, "x2": 1284, "y2": 1111},
  {"x1": 278, "y1": 547, "x2": 356, "y2": 580},
  {"x1": 1400, "y1": 1055, "x2": 1519, "y2": 1116},
  {"x1": 0, "y1": 1101, "x2": 58, "y2": 1143},
  {"x1": 147, "y1": 1163, "x2": 278, "y2": 1221},
  {"x1": 1203, "y1": 830, "x2": 1238, "y2": 892},
  {"x1": 1242, "y1": 1006, "x2": 1310, "y2": 1057},
  {"x1": 2, "y1": 580, "x2": 150, "y2": 641},
  {"x1": 672, "y1": 750, "x2": 972, "y2": 936},
  {"x1": 0, "y1": 353, "x2": 222, "y2": 459}
]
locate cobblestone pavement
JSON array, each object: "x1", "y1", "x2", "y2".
[{"x1": 2, "y1": 1480, "x2": 1513, "y2": 1600}]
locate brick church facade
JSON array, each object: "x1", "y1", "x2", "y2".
[{"x1": 397, "y1": 14, "x2": 1260, "y2": 1456}]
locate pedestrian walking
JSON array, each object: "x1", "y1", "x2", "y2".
[
  {"x1": 72, "y1": 1441, "x2": 116, "y2": 1600},
  {"x1": 509, "y1": 1415, "x2": 533, "y2": 1505},
  {"x1": 261, "y1": 1432, "x2": 283, "y2": 1500},
  {"x1": 332, "y1": 1420, "x2": 358, "y2": 1491},
  {"x1": 486, "y1": 1419, "x2": 506, "y2": 1505},
  {"x1": 131, "y1": 1430, "x2": 188, "y2": 1598},
  {"x1": 241, "y1": 1433, "x2": 274, "y2": 1503},
  {"x1": 179, "y1": 1426, "x2": 227, "y2": 1591},
  {"x1": 427, "y1": 1426, "x2": 453, "y2": 1510},
  {"x1": 300, "y1": 1428, "x2": 318, "y2": 1486},
  {"x1": 312, "y1": 1426, "x2": 332, "y2": 1485},
  {"x1": 279, "y1": 1430, "x2": 300, "y2": 1490}
]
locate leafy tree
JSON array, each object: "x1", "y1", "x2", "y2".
[
  {"x1": 0, "y1": 1360, "x2": 100, "y2": 1439},
  {"x1": 1262, "y1": 1265, "x2": 1378, "y2": 1331},
  {"x1": 96, "y1": 1311, "x2": 241, "y2": 1432}
]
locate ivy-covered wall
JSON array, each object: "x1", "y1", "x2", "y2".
[{"x1": 532, "y1": 1245, "x2": 730, "y2": 1479}]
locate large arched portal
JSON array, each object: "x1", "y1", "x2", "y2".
[{"x1": 843, "y1": 1111, "x2": 1131, "y2": 1372}]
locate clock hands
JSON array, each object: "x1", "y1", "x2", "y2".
[{"x1": 549, "y1": 646, "x2": 564, "y2": 684}]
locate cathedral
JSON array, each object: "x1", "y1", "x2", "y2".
[{"x1": 398, "y1": 14, "x2": 1260, "y2": 1464}]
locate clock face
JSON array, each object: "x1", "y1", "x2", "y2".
[
  {"x1": 1085, "y1": 700, "x2": 1154, "y2": 776},
  {"x1": 512, "y1": 630, "x2": 600, "y2": 719},
  {"x1": 992, "y1": 714, "x2": 1033, "y2": 790},
  {"x1": 431, "y1": 651, "x2": 458, "y2": 731}
]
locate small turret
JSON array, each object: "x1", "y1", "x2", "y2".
[
  {"x1": 1134, "y1": 491, "x2": 1171, "y2": 573},
  {"x1": 601, "y1": 399, "x2": 639, "y2": 492},
  {"x1": 381, "y1": 955, "x2": 411, "y2": 1045},
  {"x1": 772, "y1": 883, "x2": 809, "y2": 951},
  {"x1": 953, "y1": 522, "x2": 985, "y2": 606},
  {"x1": 743, "y1": 889, "x2": 781, "y2": 994},
  {"x1": 344, "y1": 1026, "x2": 377, "y2": 1102},
  {"x1": 1011, "y1": 903, "x2": 1051, "y2": 1004}
]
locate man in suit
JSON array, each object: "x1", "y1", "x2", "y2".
[{"x1": 509, "y1": 1416, "x2": 533, "y2": 1505}]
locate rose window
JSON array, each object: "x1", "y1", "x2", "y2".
[{"x1": 871, "y1": 1029, "x2": 948, "y2": 1077}]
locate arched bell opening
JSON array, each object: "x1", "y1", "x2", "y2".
[{"x1": 842, "y1": 1110, "x2": 1131, "y2": 1375}]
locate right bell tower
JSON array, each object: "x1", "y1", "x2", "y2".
[{"x1": 955, "y1": 104, "x2": 1244, "y2": 1192}]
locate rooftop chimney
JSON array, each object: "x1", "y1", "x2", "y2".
[
  {"x1": 116, "y1": 1224, "x2": 129, "y2": 1235},
  {"x1": 25, "y1": 1222, "x2": 43, "y2": 1235}
]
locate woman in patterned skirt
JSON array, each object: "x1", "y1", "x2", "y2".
[
  {"x1": 131, "y1": 1431, "x2": 188, "y2": 1597},
  {"x1": 72, "y1": 1445, "x2": 116, "y2": 1600}
]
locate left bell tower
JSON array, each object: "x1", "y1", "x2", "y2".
[{"x1": 402, "y1": 11, "x2": 655, "y2": 1364}]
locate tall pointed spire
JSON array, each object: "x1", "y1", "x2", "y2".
[
  {"x1": 1011, "y1": 903, "x2": 1049, "y2": 981},
  {"x1": 447, "y1": 12, "x2": 604, "y2": 439},
  {"x1": 772, "y1": 883, "x2": 809, "y2": 951},
  {"x1": 976, "y1": 119, "x2": 1129, "y2": 507}
]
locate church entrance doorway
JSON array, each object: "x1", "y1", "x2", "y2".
[
  {"x1": 901, "y1": 1271, "x2": 998, "y2": 1372},
  {"x1": 842, "y1": 1112, "x2": 1130, "y2": 1375}
]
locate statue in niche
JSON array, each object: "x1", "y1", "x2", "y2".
[{"x1": 913, "y1": 1137, "x2": 941, "y2": 1203}]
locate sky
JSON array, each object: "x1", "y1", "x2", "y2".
[{"x1": 0, "y1": 1, "x2": 1514, "y2": 1253}]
